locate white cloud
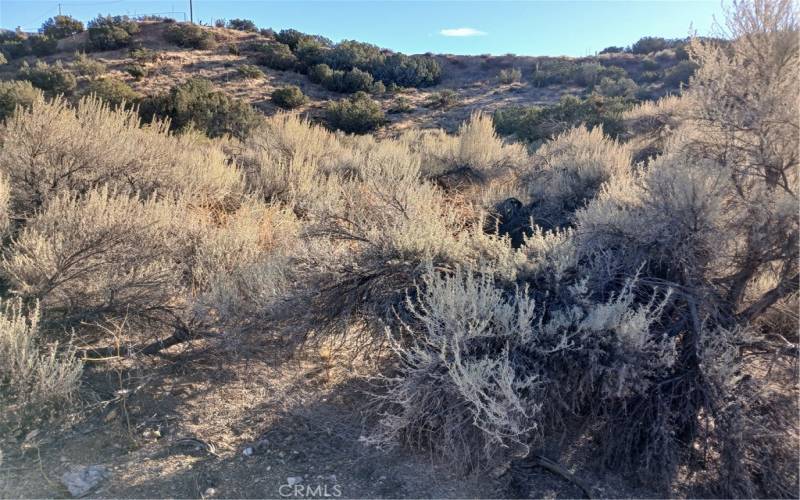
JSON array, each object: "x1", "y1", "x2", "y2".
[{"x1": 439, "y1": 27, "x2": 487, "y2": 37}]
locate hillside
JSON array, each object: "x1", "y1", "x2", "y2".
[{"x1": 0, "y1": 20, "x2": 693, "y2": 137}]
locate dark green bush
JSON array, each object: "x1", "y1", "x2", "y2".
[
  {"x1": 256, "y1": 43, "x2": 297, "y2": 71},
  {"x1": 596, "y1": 76, "x2": 638, "y2": 98},
  {"x1": 0, "y1": 81, "x2": 41, "y2": 120},
  {"x1": 84, "y1": 77, "x2": 140, "y2": 107},
  {"x1": 164, "y1": 23, "x2": 217, "y2": 49},
  {"x1": 0, "y1": 40, "x2": 30, "y2": 60},
  {"x1": 308, "y1": 63, "x2": 334, "y2": 83},
  {"x1": 28, "y1": 36, "x2": 58, "y2": 57},
  {"x1": 531, "y1": 58, "x2": 580, "y2": 86},
  {"x1": 638, "y1": 70, "x2": 661, "y2": 83},
  {"x1": 72, "y1": 51, "x2": 107, "y2": 78},
  {"x1": 641, "y1": 58, "x2": 661, "y2": 71},
  {"x1": 322, "y1": 67, "x2": 374, "y2": 93},
  {"x1": 599, "y1": 46, "x2": 624, "y2": 54},
  {"x1": 424, "y1": 89, "x2": 459, "y2": 109},
  {"x1": 663, "y1": 60, "x2": 699, "y2": 88},
  {"x1": 237, "y1": 64, "x2": 265, "y2": 79},
  {"x1": 493, "y1": 94, "x2": 628, "y2": 142},
  {"x1": 87, "y1": 15, "x2": 139, "y2": 51},
  {"x1": 387, "y1": 96, "x2": 414, "y2": 114},
  {"x1": 17, "y1": 60, "x2": 77, "y2": 95},
  {"x1": 125, "y1": 63, "x2": 148, "y2": 80},
  {"x1": 227, "y1": 19, "x2": 258, "y2": 32},
  {"x1": 275, "y1": 29, "x2": 310, "y2": 50},
  {"x1": 271, "y1": 85, "x2": 307, "y2": 109},
  {"x1": 142, "y1": 77, "x2": 261, "y2": 138},
  {"x1": 129, "y1": 47, "x2": 161, "y2": 63},
  {"x1": 326, "y1": 91, "x2": 384, "y2": 133},
  {"x1": 40, "y1": 15, "x2": 84, "y2": 39},
  {"x1": 630, "y1": 36, "x2": 669, "y2": 54}
]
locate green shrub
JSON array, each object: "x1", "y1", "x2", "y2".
[
  {"x1": 257, "y1": 43, "x2": 297, "y2": 71},
  {"x1": 125, "y1": 63, "x2": 148, "y2": 80},
  {"x1": 275, "y1": 29, "x2": 307, "y2": 50},
  {"x1": 17, "y1": 60, "x2": 76, "y2": 95},
  {"x1": 630, "y1": 36, "x2": 669, "y2": 54},
  {"x1": 387, "y1": 96, "x2": 414, "y2": 114},
  {"x1": 308, "y1": 63, "x2": 334, "y2": 83},
  {"x1": 40, "y1": 15, "x2": 84, "y2": 39},
  {"x1": 237, "y1": 64, "x2": 265, "y2": 79},
  {"x1": 143, "y1": 77, "x2": 261, "y2": 138},
  {"x1": 498, "y1": 67, "x2": 522, "y2": 84},
  {"x1": 530, "y1": 58, "x2": 580, "y2": 86},
  {"x1": 0, "y1": 81, "x2": 42, "y2": 120},
  {"x1": 87, "y1": 15, "x2": 139, "y2": 51},
  {"x1": 72, "y1": 51, "x2": 107, "y2": 78},
  {"x1": 227, "y1": 19, "x2": 258, "y2": 32},
  {"x1": 271, "y1": 85, "x2": 307, "y2": 109},
  {"x1": 663, "y1": 60, "x2": 698, "y2": 88},
  {"x1": 129, "y1": 47, "x2": 161, "y2": 63},
  {"x1": 641, "y1": 57, "x2": 661, "y2": 71},
  {"x1": 596, "y1": 76, "x2": 638, "y2": 98},
  {"x1": 600, "y1": 45, "x2": 624, "y2": 54},
  {"x1": 638, "y1": 70, "x2": 661, "y2": 83},
  {"x1": 493, "y1": 94, "x2": 628, "y2": 142},
  {"x1": 164, "y1": 23, "x2": 217, "y2": 49},
  {"x1": 84, "y1": 77, "x2": 140, "y2": 107},
  {"x1": 326, "y1": 91, "x2": 384, "y2": 133},
  {"x1": 424, "y1": 89, "x2": 459, "y2": 109},
  {"x1": 321, "y1": 67, "x2": 374, "y2": 93},
  {"x1": 0, "y1": 40, "x2": 29, "y2": 60},
  {"x1": 28, "y1": 36, "x2": 58, "y2": 56}
]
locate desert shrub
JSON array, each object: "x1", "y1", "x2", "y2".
[
  {"x1": 493, "y1": 94, "x2": 628, "y2": 143},
  {"x1": 214, "y1": 19, "x2": 226, "y2": 28},
  {"x1": 321, "y1": 67, "x2": 374, "y2": 93},
  {"x1": 275, "y1": 29, "x2": 307, "y2": 50},
  {"x1": 326, "y1": 91, "x2": 384, "y2": 133},
  {"x1": 164, "y1": 23, "x2": 217, "y2": 49},
  {"x1": 388, "y1": 96, "x2": 414, "y2": 114},
  {"x1": 596, "y1": 76, "x2": 638, "y2": 98},
  {"x1": 424, "y1": 89, "x2": 459, "y2": 109},
  {"x1": 84, "y1": 77, "x2": 140, "y2": 107},
  {"x1": 40, "y1": 15, "x2": 84, "y2": 39},
  {"x1": 0, "y1": 53, "x2": 6, "y2": 65},
  {"x1": 498, "y1": 67, "x2": 522, "y2": 84},
  {"x1": 293, "y1": 37, "x2": 328, "y2": 70},
  {"x1": 226, "y1": 18, "x2": 258, "y2": 32},
  {"x1": 143, "y1": 78, "x2": 261, "y2": 138},
  {"x1": 638, "y1": 70, "x2": 661, "y2": 83},
  {"x1": 2, "y1": 187, "x2": 186, "y2": 328},
  {"x1": 256, "y1": 43, "x2": 297, "y2": 70},
  {"x1": 641, "y1": 57, "x2": 661, "y2": 71},
  {"x1": 125, "y1": 63, "x2": 148, "y2": 80},
  {"x1": 87, "y1": 15, "x2": 140, "y2": 51},
  {"x1": 374, "y1": 53, "x2": 442, "y2": 87},
  {"x1": 237, "y1": 64, "x2": 265, "y2": 79},
  {"x1": 17, "y1": 60, "x2": 77, "y2": 95},
  {"x1": 630, "y1": 36, "x2": 669, "y2": 54},
  {"x1": 600, "y1": 45, "x2": 624, "y2": 54},
  {"x1": 28, "y1": 36, "x2": 58, "y2": 56},
  {"x1": 525, "y1": 125, "x2": 631, "y2": 226},
  {"x1": 0, "y1": 81, "x2": 43, "y2": 121},
  {"x1": 71, "y1": 51, "x2": 107, "y2": 78},
  {"x1": 128, "y1": 47, "x2": 161, "y2": 63},
  {"x1": 308, "y1": 63, "x2": 334, "y2": 83},
  {"x1": 663, "y1": 60, "x2": 698, "y2": 88},
  {"x1": 530, "y1": 58, "x2": 579, "y2": 86},
  {"x1": 0, "y1": 95, "x2": 244, "y2": 216},
  {"x1": 0, "y1": 299, "x2": 82, "y2": 432},
  {"x1": 271, "y1": 85, "x2": 307, "y2": 109}
]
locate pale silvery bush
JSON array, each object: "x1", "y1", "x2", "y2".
[{"x1": 0, "y1": 299, "x2": 82, "y2": 430}]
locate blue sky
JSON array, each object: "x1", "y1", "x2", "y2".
[{"x1": 0, "y1": 1, "x2": 725, "y2": 56}]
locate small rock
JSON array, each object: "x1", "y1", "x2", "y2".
[
  {"x1": 203, "y1": 487, "x2": 217, "y2": 498},
  {"x1": 61, "y1": 465, "x2": 109, "y2": 497},
  {"x1": 287, "y1": 476, "x2": 303, "y2": 486},
  {"x1": 243, "y1": 447, "x2": 254, "y2": 457}
]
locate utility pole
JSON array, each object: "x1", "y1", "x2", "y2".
[
  {"x1": 58, "y1": 3, "x2": 62, "y2": 15},
  {"x1": 189, "y1": 0, "x2": 193, "y2": 23}
]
